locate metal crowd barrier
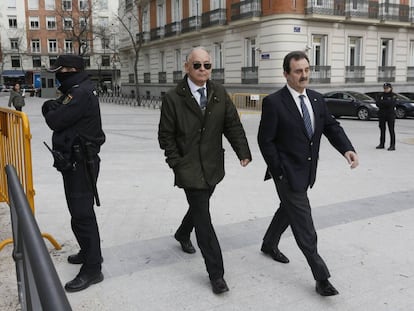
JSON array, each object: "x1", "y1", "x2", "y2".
[
  {"x1": 230, "y1": 93, "x2": 268, "y2": 111},
  {"x1": 0, "y1": 108, "x2": 60, "y2": 251},
  {"x1": 6, "y1": 165, "x2": 72, "y2": 311},
  {"x1": 99, "y1": 92, "x2": 268, "y2": 112},
  {"x1": 98, "y1": 94, "x2": 162, "y2": 109}
]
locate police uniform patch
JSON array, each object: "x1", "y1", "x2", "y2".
[{"x1": 62, "y1": 94, "x2": 73, "y2": 105}]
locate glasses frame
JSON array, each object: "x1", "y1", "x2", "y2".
[{"x1": 192, "y1": 63, "x2": 212, "y2": 70}]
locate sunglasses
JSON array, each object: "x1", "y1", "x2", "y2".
[{"x1": 193, "y1": 63, "x2": 212, "y2": 70}]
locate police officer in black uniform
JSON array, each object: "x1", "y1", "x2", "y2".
[
  {"x1": 42, "y1": 55, "x2": 106, "y2": 292},
  {"x1": 376, "y1": 82, "x2": 397, "y2": 151}
]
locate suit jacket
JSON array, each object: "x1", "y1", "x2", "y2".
[
  {"x1": 258, "y1": 86, "x2": 355, "y2": 192},
  {"x1": 158, "y1": 75, "x2": 252, "y2": 189}
]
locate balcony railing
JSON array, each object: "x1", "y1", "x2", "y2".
[
  {"x1": 378, "y1": 3, "x2": 409, "y2": 22},
  {"x1": 181, "y1": 16, "x2": 200, "y2": 33},
  {"x1": 212, "y1": 68, "x2": 224, "y2": 84},
  {"x1": 173, "y1": 70, "x2": 183, "y2": 83},
  {"x1": 165, "y1": 22, "x2": 181, "y2": 38},
  {"x1": 136, "y1": 32, "x2": 150, "y2": 43},
  {"x1": 305, "y1": 0, "x2": 409, "y2": 22},
  {"x1": 202, "y1": 9, "x2": 227, "y2": 28},
  {"x1": 158, "y1": 71, "x2": 167, "y2": 83},
  {"x1": 231, "y1": 0, "x2": 261, "y2": 21},
  {"x1": 407, "y1": 67, "x2": 414, "y2": 81},
  {"x1": 345, "y1": 66, "x2": 365, "y2": 83},
  {"x1": 378, "y1": 66, "x2": 395, "y2": 82},
  {"x1": 241, "y1": 66, "x2": 258, "y2": 84},
  {"x1": 150, "y1": 27, "x2": 164, "y2": 41},
  {"x1": 144, "y1": 72, "x2": 150, "y2": 84},
  {"x1": 310, "y1": 66, "x2": 331, "y2": 84}
]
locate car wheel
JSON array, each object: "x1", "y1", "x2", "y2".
[
  {"x1": 395, "y1": 107, "x2": 406, "y2": 119},
  {"x1": 357, "y1": 107, "x2": 369, "y2": 120}
]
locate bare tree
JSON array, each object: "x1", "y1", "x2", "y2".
[
  {"x1": 54, "y1": 0, "x2": 97, "y2": 55},
  {"x1": 117, "y1": 0, "x2": 149, "y2": 101}
]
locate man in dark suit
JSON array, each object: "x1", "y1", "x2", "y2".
[
  {"x1": 158, "y1": 47, "x2": 252, "y2": 294},
  {"x1": 257, "y1": 51, "x2": 359, "y2": 296}
]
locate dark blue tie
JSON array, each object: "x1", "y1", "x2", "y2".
[
  {"x1": 299, "y1": 95, "x2": 313, "y2": 138},
  {"x1": 197, "y1": 87, "x2": 207, "y2": 110}
]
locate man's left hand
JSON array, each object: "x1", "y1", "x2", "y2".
[
  {"x1": 240, "y1": 159, "x2": 251, "y2": 167},
  {"x1": 344, "y1": 151, "x2": 359, "y2": 169}
]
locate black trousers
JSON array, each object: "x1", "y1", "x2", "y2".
[
  {"x1": 175, "y1": 187, "x2": 224, "y2": 280},
  {"x1": 378, "y1": 114, "x2": 395, "y2": 147},
  {"x1": 263, "y1": 178, "x2": 330, "y2": 281},
  {"x1": 62, "y1": 156, "x2": 102, "y2": 274}
]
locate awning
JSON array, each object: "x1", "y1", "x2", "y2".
[{"x1": 1, "y1": 70, "x2": 25, "y2": 77}]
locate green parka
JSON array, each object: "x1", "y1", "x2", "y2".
[{"x1": 158, "y1": 76, "x2": 252, "y2": 189}]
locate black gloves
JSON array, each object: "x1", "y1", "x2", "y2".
[{"x1": 42, "y1": 99, "x2": 61, "y2": 116}]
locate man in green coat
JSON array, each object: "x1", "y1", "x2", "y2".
[{"x1": 158, "y1": 47, "x2": 251, "y2": 294}]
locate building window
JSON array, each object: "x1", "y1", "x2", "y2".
[
  {"x1": 380, "y1": 39, "x2": 393, "y2": 66},
  {"x1": 10, "y1": 39, "x2": 19, "y2": 50},
  {"x1": 29, "y1": 16, "x2": 40, "y2": 29},
  {"x1": 99, "y1": 0, "x2": 108, "y2": 9},
  {"x1": 245, "y1": 37, "x2": 257, "y2": 67},
  {"x1": 175, "y1": 49, "x2": 181, "y2": 71},
  {"x1": 211, "y1": 0, "x2": 225, "y2": 10},
  {"x1": 62, "y1": 0, "x2": 72, "y2": 11},
  {"x1": 312, "y1": 34, "x2": 328, "y2": 66},
  {"x1": 28, "y1": 0, "x2": 39, "y2": 10},
  {"x1": 8, "y1": 16, "x2": 17, "y2": 28},
  {"x1": 45, "y1": 0, "x2": 55, "y2": 10},
  {"x1": 11, "y1": 55, "x2": 21, "y2": 68},
  {"x1": 101, "y1": 37, "x2": 110, "y2": 50},
  {"x1": 31, "y1": 39, "x2": 41, "y2": 53},
  {"x1": 8, "y1": 0, "x2": 16, "y2": 9},
  {"x1": 157, "y1": 1, "x2": 166, "y2": 28},
  {"x1": 64, "y1": 40, "x2": 73, "y2": 53},
  {"x1": 32, "y1": 56, "x2": 41, "y2": 67},
  {"x1": 315, "y1": 0, "x2": 323, "y2": 6},
  {"x1": 409, "y1": 40, "x2": 414, "y2": 66},
  {"x1": 348, "y1": 37, "x2": 362, "y2": 66},
  {"x1": 83, "y1": 56, "x2": 90, "y2": 68},
  {"x1": 80, "y1": 17, "x2": 88, "y2": 30},
  {"x1": 79, "y1": 0, "x2": 88, "y2": 10},
  {"x1": 46, "y1": 16, "x2": 56, "y2": 29},
  {"x1": 160, "y1": 51, "x2": 166, "y2": 72},
  {"x1": 213, "y1": 42, "x2": 223, "y2": 68},
  {"x1": 172, "y1": 0, "x2": 181, "y2": 22},
  {"x1": 64, "y1": 18, "x2": 73, "y2": 30},
  {"x1": 101, "y1": 55, "x2": 110, "y2": 66},
  {"x1": 48, "y1": 39, "x2": 57, "y2": 53},
  {"x1": 49, "y1": 56, "x2": 58, "y2": 67}
]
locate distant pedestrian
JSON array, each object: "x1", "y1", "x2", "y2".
[
  {"x1": 258, "y1": 50, "x2": 359, "y2": 297},
  {"x1": 158, "y1": 47, "x2": 251, "y2": 294},
  {"x1": 376, "y1": 82, "x2": 397, "y2": 151},
  {"x1": 8, "y1": 83, "x2": 25, "y2": 111}
]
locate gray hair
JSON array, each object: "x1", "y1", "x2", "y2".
[{"x1": 186, "y1": 46, "x2": 211, "y2": 62}]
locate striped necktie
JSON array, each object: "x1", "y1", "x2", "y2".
[
  {"x1": 197, "y1": 87, "x2": 207, "y2": 110},
  {"x1": 299, "y1": 95, "x2": 313, "y2": 138}
]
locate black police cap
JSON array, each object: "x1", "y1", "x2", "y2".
[
  {"x1": 48, "y1": 55, "x2": 85, "y2": 72},
  {"x1": 383, "y1": 82, "x2": 392, "y2": 88}
]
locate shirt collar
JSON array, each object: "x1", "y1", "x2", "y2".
[{"x1": 286, "y1": 83, "x2": 307, "y2": 99}]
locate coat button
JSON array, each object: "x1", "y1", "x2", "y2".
[{"x1": 307, "y1": 157, "x2": 311, "y2": 161}]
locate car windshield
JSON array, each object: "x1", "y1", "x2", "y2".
[
  {"x1": 395, "y1": 93, "x2": 410, "y2": 100},
  {"x1": 347, "y1": 92, "x2": 374, "y2": 101}
]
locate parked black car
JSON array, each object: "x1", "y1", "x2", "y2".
[
  {"x1": 399, "y1": 92, "x2": 414, "y2": 100},
  {"x1": 323, "y1": 91, "x2": 378, "y2": 120},
  {"x1": 365, "y1": 92, "x2": 414, "y2": 118}
]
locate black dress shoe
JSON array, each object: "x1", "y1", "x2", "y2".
[
  {"x1": 388, "y1": 146, "x2": 395, "y2": 151},
  {"x1": 67, "y1": 253, "x2": 104, "y2": 265},
  {"x1": 64, "y1": 272, "x2": 104, "y2": 292},
  {"x1": 261, "y1": 244, "x2": 289, "y2": 263},
  {"x1": 315, "y1": 280, "x2": 339, "y2": 296},
  {"x1": 174, "y1": 234, "x2": 196, "y2": 254},
  {"x1": 210, "y1": 278, "x2": 229, "y2": 294},
  {"x1": 376, "y1": 145, "x2": 385, "y2": 149}
]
